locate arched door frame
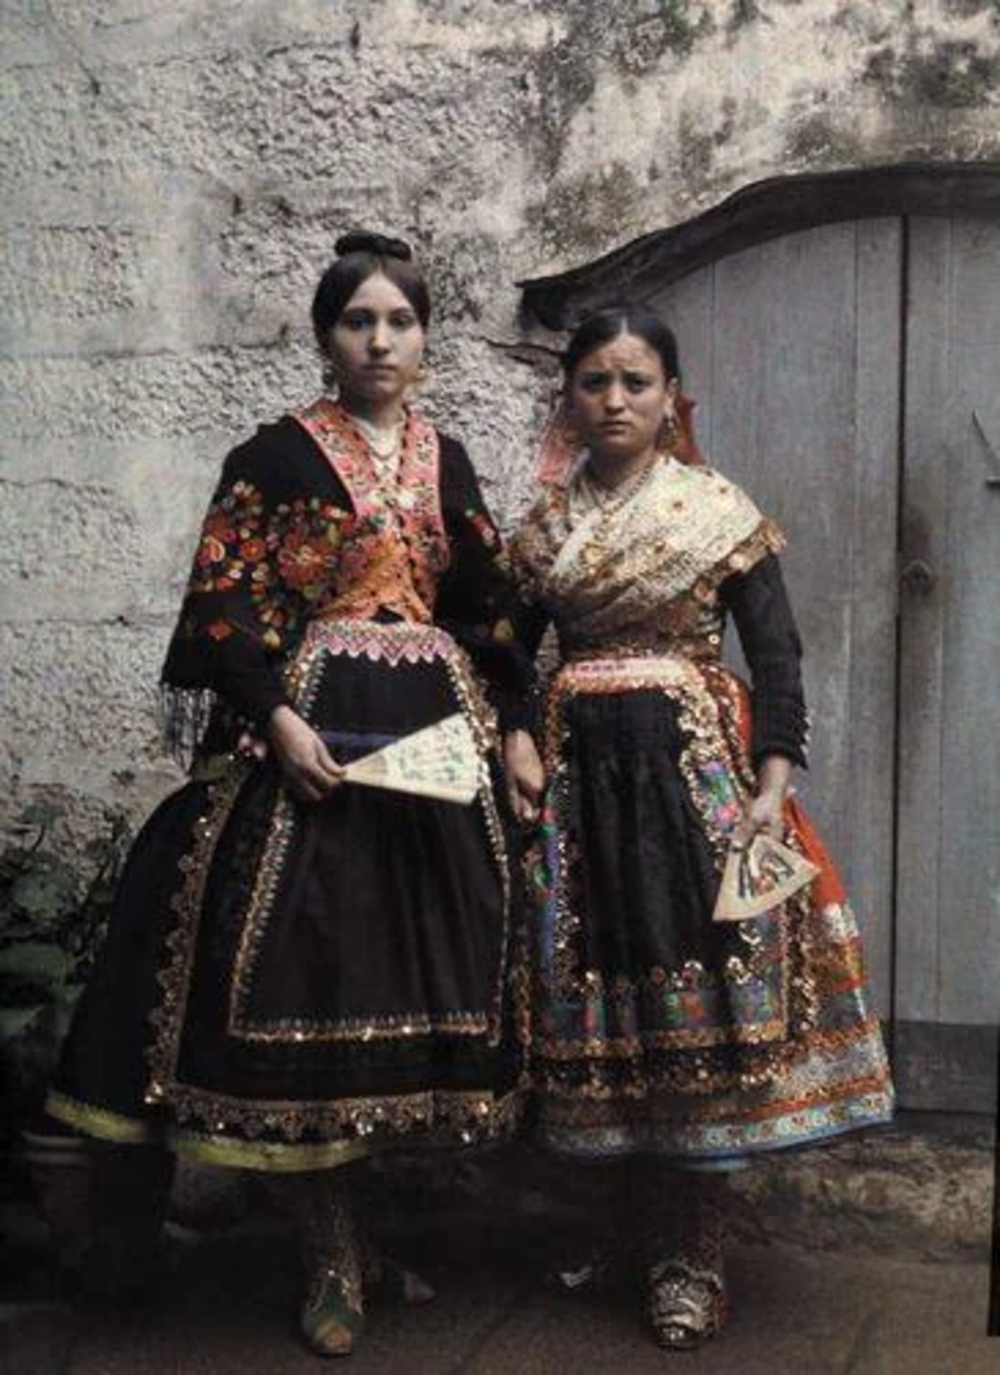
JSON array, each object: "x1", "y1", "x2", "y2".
[{"x1": 520, "y1": 161, "x2": 1000, "y2": 328}]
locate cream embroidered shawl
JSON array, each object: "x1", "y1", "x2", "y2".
[{"x1": 509, "y1": 457, "x2": 784, "y2": 658}]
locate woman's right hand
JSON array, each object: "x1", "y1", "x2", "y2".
[{"x1": 267, "y1": 705, "x2": 345, "y2": 803}]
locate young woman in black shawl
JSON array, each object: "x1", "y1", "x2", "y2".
[{"x1": 47, "y1": 233, "x2": 537, "y2": 1357}]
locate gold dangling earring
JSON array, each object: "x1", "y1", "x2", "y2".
[
  {"x1": 658, "y1": 408, "x2": 679, "y2": 454},
  {"x1": 404, "y1": 359, "x2": 431, "y2": 406}
]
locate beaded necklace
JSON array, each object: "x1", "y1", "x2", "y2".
[
  {"x1": 574, "y1": 454, "x2": 664, "y2": 574},
  {"x1": 579, "y1": 452, "x2": 661, "y2": 516},
  {"x1": 349, "y1": 412, "x2": 405, "y2": 484}
]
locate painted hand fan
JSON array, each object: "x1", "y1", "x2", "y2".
[
  {"x1": 712, "y1": 833, "x2": 820, "y2": 923},
  {"x1": 343, "y1": 713, "x2": 482, "y2": 805}
]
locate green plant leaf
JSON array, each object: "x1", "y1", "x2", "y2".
[
  {"x1": 0, "y1": 942, "x2": 75, "y2": 983},
  {"x1": 0, "y1": 1004, "x2": 44, "y2": 1039},
  {"x1": 8, "y1": 858, "x2": 80, "y2": 921}
]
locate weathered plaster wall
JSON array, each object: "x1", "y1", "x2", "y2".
[{"x1": 2, "y1": 0, "x2": 1000, "y2": 831}]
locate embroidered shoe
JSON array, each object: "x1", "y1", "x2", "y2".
[
  {"x1": 300, "y1": 1271, "x2": 365, "y2": 1358},
  {"x1": 646, "y1": 1259, "x2": 725, "y2": 1351}
]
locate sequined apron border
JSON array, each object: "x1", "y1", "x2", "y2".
[
  {"x1": 536, "y1": 656, "x2": 798, "y2": 1017},
  {"x1": 527, "y1": 654, "x2": 827, "y2": 1094},
  {"x1": 226, "y1": 619, "x2": 510, "y2": 1045},
  {"x1": 46, "y1": 1085, "x2": 523, "y2": 1172}
]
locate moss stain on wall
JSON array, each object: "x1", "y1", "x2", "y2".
[{"x1": 866, "y1": 39, "x2": 1000, "y2": 107}]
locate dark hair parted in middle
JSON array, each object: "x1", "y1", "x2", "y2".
[
  {"x1": 563, "y1": 306, "x2": 680, "y2": 384},
  {"x1": 311, "y1": 232, "x2": 431, "y2": 346}
]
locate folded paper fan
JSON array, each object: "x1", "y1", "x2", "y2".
[
  {"x1": 712, "y1": 833, "x2": 820, "y2": 923},
  {"x1": 343, "y1": 713, "x2": 482, "y2": 805}
]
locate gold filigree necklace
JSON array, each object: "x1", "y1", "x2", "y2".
[
  {"x1": 576, "y1": 454, "x2": 662, "y2": 573},
  {"x1": 350, "y1": 413, "x2": 405, "y2": 485},
  {"x1": 580, "y1": 453, "x2": 660, "y2": 516}
]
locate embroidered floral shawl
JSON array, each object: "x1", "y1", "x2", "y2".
[
  {"x1": 160, "y1": 400, "x2": 451, "y2": 757},
  {"x1": 509, "y1": 457, "x2": 785, "y2": 658}
]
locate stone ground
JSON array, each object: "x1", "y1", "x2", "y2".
[
  {"x1": 2, "y1": 1112, "x2": 998, "y2": 1374},
  {"x1": 1, "y1": 1212, "x2": 997, "y2": 1375}
]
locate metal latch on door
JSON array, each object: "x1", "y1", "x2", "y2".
[{"x1": 899, "y1": 560, "x2": 935, "y2": 596}]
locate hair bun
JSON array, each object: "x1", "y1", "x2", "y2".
[{"x1": 334, "y1": 231, "x2": 413, "y2": 262}]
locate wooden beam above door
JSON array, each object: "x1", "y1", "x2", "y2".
[{"x1": 520, "y1": 162, "x2": 1000, "y2": 328}]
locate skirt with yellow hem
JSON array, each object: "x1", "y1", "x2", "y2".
[{"x1": 48, "y1": 620, "x2": 525, "y2": 1171}]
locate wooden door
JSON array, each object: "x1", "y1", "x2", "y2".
[
  {"x1": 895, "y1": 216, "x2": 1000, "y2": 1108},
  {"x1": 647, "y1": 220, "x2": 902, "y2": 1019},
  {"x1": 646, "y1": 215, "x2": 999, "y2": 1109}
]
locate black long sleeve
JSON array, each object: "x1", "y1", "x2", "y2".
[{"x1": 720, "y1": 553, "x2": 809, "y2": 769}]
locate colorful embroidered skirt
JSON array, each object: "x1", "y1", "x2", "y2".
[
  {"x1": 526, "y1": 655, "x2": 893, "y2": 1163},
  {"x1": 49, "y1": 620, "x2": 523, "y2": 1171}
]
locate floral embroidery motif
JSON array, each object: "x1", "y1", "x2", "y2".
[
  {"x1": 176, "y1": 401, "x2": 453, "y2": 660},
  {"x1": 190, "y1": 480, "x2": 271, "y2": 595},
  {"x1": 294, "y1": 399, "x2": 450, "y2": 624},
  {"x1": 187, "y1": 479, "x2": 349, "y2": 651},
  {"x1": 694, "y1": 759, "x2": 744, "y2": 834}
]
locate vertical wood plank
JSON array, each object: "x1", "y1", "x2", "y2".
[
  {"x1": 646, "y1": 264, "x2": 716, "y2": 452},
  {"x1": 848, "y1": 219, "x2": 903, "y2": 1019},
  {"x1": 902, "y1": 216, "x2": 1000, "y2": 1027},
  {"x1": 715, "y1": 228, "x2": 858, "y2": 881},
  {"x1": 897, "y1": 218, "x2": 953, "y2": 1025},
  {"x1": 649, "y1": 222, "x2": 901, "y2": 1015}
]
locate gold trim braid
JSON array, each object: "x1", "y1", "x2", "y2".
[
  {"x1": 145, "y1": 760, "x2": 252, "y2": 1105},
  {"x1": 45, "y1": 1085, "x2": 522, "y2": 1173}
]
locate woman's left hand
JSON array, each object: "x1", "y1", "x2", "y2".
[
  {"x1": 740, "y1": 786, "x2": 786, "y2": 842},
  {"x1": 738, "y1": 754, "x2": 792, "y2": 843}
]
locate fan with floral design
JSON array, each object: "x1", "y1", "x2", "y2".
[
  {"x1": 712, "y1": 833, "x2": 820, "y2": 922},
  {"x1": 343, "y1": 713, "x2": 482, "y2": 804}
]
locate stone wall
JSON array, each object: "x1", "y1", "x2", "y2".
[{"x1": 3, "y1": 0, "x2": 1000, "y2": 829}]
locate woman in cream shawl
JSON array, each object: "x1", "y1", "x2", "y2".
[{"x1": 504, "y1": 307, "x2": 893, "y2": 1351}]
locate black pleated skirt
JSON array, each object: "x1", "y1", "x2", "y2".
[{"x1": 50, "y1": 620, "x2": 523, "y2": 1170}]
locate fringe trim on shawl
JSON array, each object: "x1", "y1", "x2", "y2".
[{"x1": 159, "y1": 684, "x2": 219, "y2": 771}]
